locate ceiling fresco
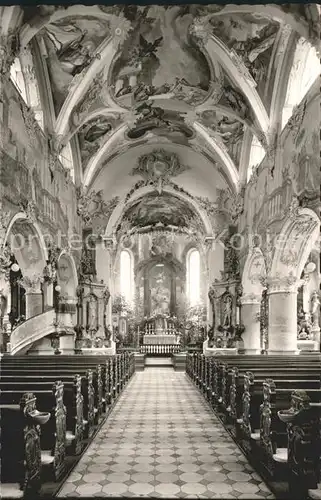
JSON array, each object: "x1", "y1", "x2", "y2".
[
  {"x1": 40, "y1": 16, "x2": 111, "y2": 112},
  {"x1": 11, "y1": 4, "x2": 319, "y2": 238},
  {"x1": 109, "y1": 6, "x2": 212, "y2": 109},
  {"x1": 209, "y1": 15, "x2": 279, "y2": 101},
  {"x1": 77, "y1": 115, "x2": 115, "y2": 169},
  {"x1": 120, "y1": 192, "x2": 201, "y2": 233}
]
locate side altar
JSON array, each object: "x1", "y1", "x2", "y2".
[{"x1": 204, "y1": 237, "x2": 244, "y2": 356}]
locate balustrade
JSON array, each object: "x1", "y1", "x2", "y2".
[{"x1": 140, "y1": 344, "x2": 180, "y2": 354}]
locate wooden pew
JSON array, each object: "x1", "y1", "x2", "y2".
[
  {"x1": 1, "y1": 366, "x2": 103, "y2": 421},
  {"x1": 0, "y1": 370, "x2": 98, "y2": 439},
  {"x1": 0, "y1": 392, "x2": 50, "y2": 497},
  {"x1": 0, "y1": 381, "x2": 67, "y2": 481},
  {"x1": 278, "y1": 390, "x2": 321, "y2": 500},
  {"x1": 0, "y1": 353, "x2": 135, "y2": 496},
  {"x1": 236, "y1": 372, "x2": 321, "y2": 453}
]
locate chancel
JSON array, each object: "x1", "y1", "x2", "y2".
[{"x1": 0, "y1": 3, "x2": 320, "y2": 500}]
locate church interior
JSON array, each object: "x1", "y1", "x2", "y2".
[{"x1": 0, "y1": 4, "x2": 320, "y2": 499}]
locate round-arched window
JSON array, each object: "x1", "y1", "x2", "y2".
[{"x1": 186, "y1": 249, "x2": 200, "y2": 306}]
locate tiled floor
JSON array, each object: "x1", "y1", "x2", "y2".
[{"x1": 58, "y1": 368, "x2": 275, "y2": 498}]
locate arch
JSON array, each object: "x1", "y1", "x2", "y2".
[
  {"x1": 242, "y1": 246, "x2": 267, "y2": 297},
  {"x1": 3, "y1": 213, "x2": 48, "y2": 275},
  {"x1": 270, "y1": 207, "x2": 320, "y2": 281},
  {"x1": 64, "y1": 108, "x2": 123, "y2": 147},
  {"x1": 104, "y1": 185, "x2": 214, "y2": 238},
  {"x1": 83, "y1": 122, "x2": 127, "y2": 188},
  {"x1": 193, "y1": 121, "x2": 239, "y2": 191}
]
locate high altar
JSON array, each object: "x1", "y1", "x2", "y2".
[
  {"x1": 140, "y1": 262, "x2": 181, "y2": 346},
  {"x1": 143, "y1": 314, "x2": 179, "y2": 345}
]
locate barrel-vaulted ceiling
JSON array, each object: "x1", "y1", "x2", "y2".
[{"x1": 3, "y1": 3, "x2": 319, "y2": 238}]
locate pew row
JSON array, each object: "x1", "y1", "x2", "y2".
[
  {"x1": 186, "y1": 353, "x2": 321, "y2": 499},
  {"x1": 0, "y1": 353, "x2": 135, "y2": 498}
]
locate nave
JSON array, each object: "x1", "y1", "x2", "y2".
[{"x1": 58, "y1": 368, "x2": 274, "y2": 499}]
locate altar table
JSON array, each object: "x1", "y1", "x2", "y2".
[{"x1": 143, "y1": 335, "x2": 177, "y2": 345}]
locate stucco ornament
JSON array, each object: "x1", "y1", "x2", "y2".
[
  {"x1": 266, "y1": 272, "x2": 299, "y2": 293},
  {"x1": 76, "y1": 188, "x2": 119, "y2": 226},
  {"x1": 0, "y1": 244, "x2": 11, "y2": 280},
  {"x1": 286, "y1": 196, "x2": 300, "y2": 220},
  {"x1": 131, "y1": 150, "x2": 190, "y2": 194},
  {"x1": 0, "y1": 202, "x2": 11, "y2": 245},
  {"x1": 287, "y1": 100, "x2": 307, "y2": 142},
  {"x1": 18, "y1": 272, "x2": 44, "y2": 293},
  {"x1": 109, "y1": 15, "x2": 132, "y2": 48},
  {"x1": 20, "y1": 102, "x2": 39, "y2": 147},
  {"x1": 19, "y1": 200, "x2": 37, "y2": 224},
  {"x1": 0, "y1": 30, "x2": 19, "y2": 77},
  {"x1": 189, "y1": 17, "x2": 212, "y2": 47}
]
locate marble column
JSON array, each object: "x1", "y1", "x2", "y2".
[
  {"x1": 25, "y1": 290, "x2": 43, "y2": 318},
  {"x1": 241, "y1": 294, "x2": 261, "y2": 354},
  {"x1": 267, "y1": 275, "x2": 300, "y2": 355},
  {"x1": 0, "y1": 273, "x2": 11, "y2": 351},
  {"x1": 20, "y1": 274, "x2": 44, "y2": 319}
]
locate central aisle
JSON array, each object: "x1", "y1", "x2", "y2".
[{"x1": 58, "y1": 368, "x2": 275, "y2": 498}]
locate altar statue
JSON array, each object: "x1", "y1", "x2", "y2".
[{"x1": 151, "y1": 284, "x2": 170, "y2": 315}]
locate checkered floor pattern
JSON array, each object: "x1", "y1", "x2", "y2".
[{"x1": 58, "y1": 368, "x2": 275, "y2": 498}]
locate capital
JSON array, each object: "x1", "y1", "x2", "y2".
[
  {"x1": 240, "y1": 293, "x2": 261, "y2": 305},
  {"x1": 266, "y1": 272, "x2": 300, "y2": 294},
  {"x1": 19, "y1": 272, "x2": 43, "y2": 293}
]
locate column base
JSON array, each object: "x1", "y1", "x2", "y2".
[
  {"x1": 267, "y1": 349, "x2": 300, "y2": 355},
  {"x1": 59, "y1": 333, "x2": 75, "y2": 355},
  {"x1": 297, "y1": 340, "x2": 319, "y2": 352},
  {"x1": 243, "y1": 348, "x2": 262, "y2": 355},
  {"x1": 27, "y1": 336, "x2": 54, "y2": 355}
]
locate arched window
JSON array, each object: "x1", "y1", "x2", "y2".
[
  {"x1": 187, "y1": 249, "x2": 200, "y2": 306},
  {"x1": 247, "y1": 135, "x2": 266, "y2": 182},
  {"x1": 10, "y1": 53, "x2": 44, "y2": 131},
  {"x1": 120, "y1": 250, "x2": 133, "y2": 304},
  {"x1": 282, "y1": 38, "x2": 320, "y2": 129},
  {"x1": 10, "y1": 58, "x2": 28, "y2": 103},
  {"x1": 59, "y1": 143, "x2": 75, "y2": 182}
]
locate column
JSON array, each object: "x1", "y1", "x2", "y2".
[
  {"x1": 25, "y1": 289, "x2": 43, "y2": 318},
  {"x1": 0, "y1": 273, "x2": 11, "y2": 351},
  {"x1": 43, "y1": 282, "x2": 53, "y2": 309},
  {"x1": 267, "y1": 276, "x2": 299, "y2": 355},
  {"x1": 129, "y1": 74, "x2": 137, "y2": 87},
  {"x1": 241, "y1": 294, "x2": 261, "y2": 354},
  {"x1": 20, "y1": 274, "x2": 44, "y2": 319}
]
